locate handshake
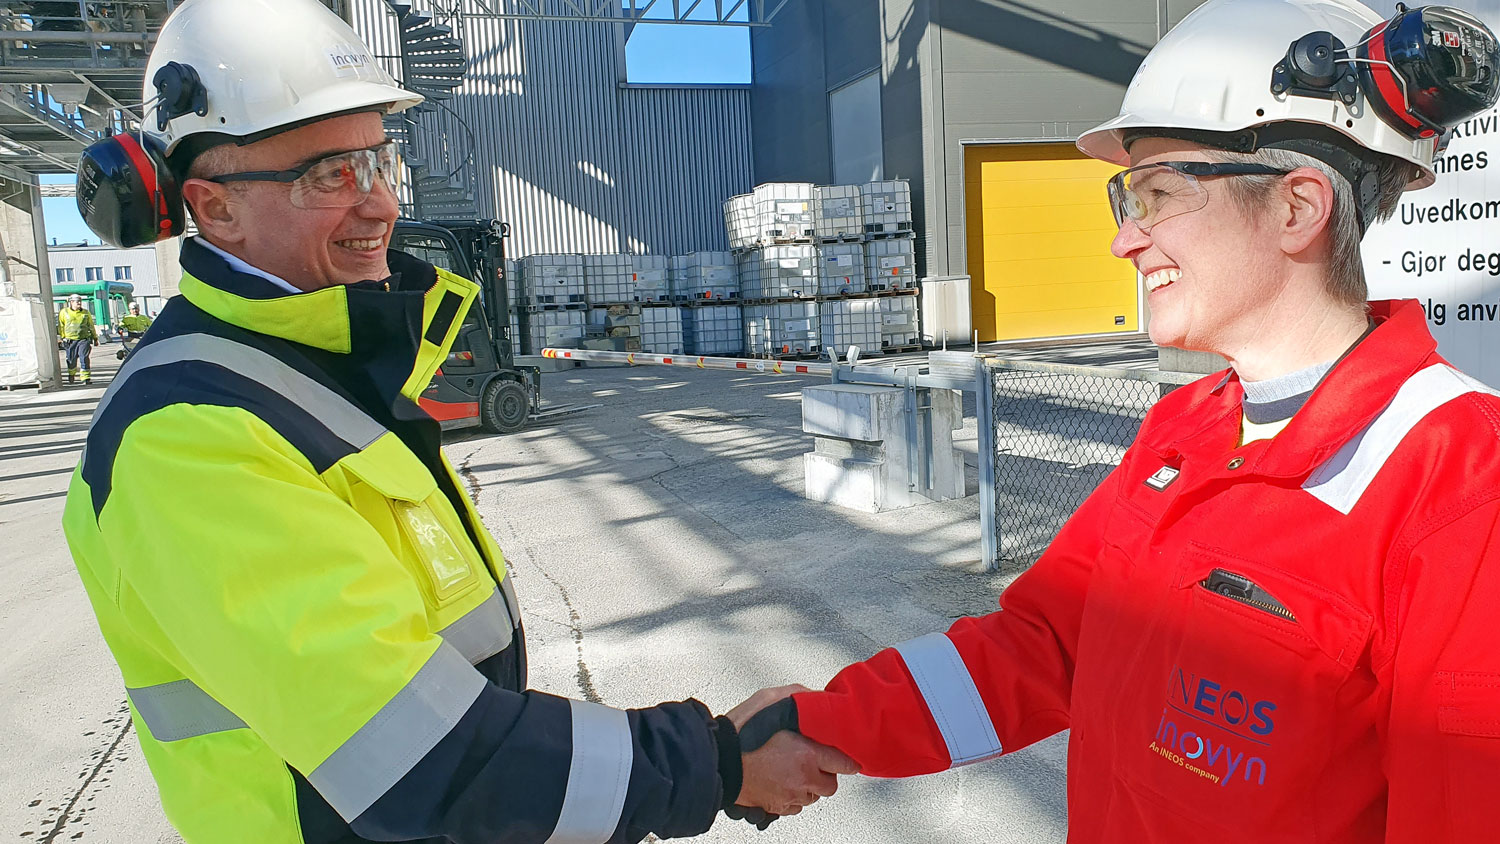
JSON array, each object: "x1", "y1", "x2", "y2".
[{"x1": 721, "y1": 684, "x2": 859, "y2": 829}]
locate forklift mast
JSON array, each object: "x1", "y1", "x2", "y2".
[{"x1": 423, "y1": 219, "x2": 513, "y2": 369}]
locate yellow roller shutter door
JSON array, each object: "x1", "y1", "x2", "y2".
[{"x1": 964, "y1": 143, "x2": 1138, "y2": 342}]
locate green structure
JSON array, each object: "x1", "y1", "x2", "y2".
[{"x1": 53, "y1": 281, "x2": 134, "y2": 331}]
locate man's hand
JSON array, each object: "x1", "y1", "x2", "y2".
[
  {"x1": 725, "y1": 684, "x2": 859, "y2": 817},
  {"x1": 738, "y1": 730, "x2": 859, "y2": 816}
]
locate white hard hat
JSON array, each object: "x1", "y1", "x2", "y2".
[
  {"x1": 1077, "y1": 0, "x2": 1441, "y2": 190},
  {"x1": 143, "y1": 0, "x2": 423, "y2": 157}
]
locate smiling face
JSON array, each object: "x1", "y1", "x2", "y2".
[
  {"x1": 1109, "y1": 138, "x2": 1285, "y2": 354},
  {"x1": 183, "y1": 112, "x2": 397, "y2": 291}
]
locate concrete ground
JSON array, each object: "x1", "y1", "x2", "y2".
[{"x1": 1, "y1": 341, "x2": 1093, "y2": 844}]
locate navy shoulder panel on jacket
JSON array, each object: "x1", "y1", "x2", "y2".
[{"x1": 81, "y1": 300, "x2": 382, "y2": 519}]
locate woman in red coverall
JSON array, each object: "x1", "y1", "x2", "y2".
[{"x1": 731, "y1": 1, "x2": 1500, "y2": 841}]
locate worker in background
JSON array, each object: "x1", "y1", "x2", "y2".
[
  {"x1": 730, "y1": 1, "x2": 1500, "y2": 841},
  {"x1": 118, "y1": 301, "x2": 151, "y2": 335},
  {"x1": 115, "y1": 301, "x2": 151, "y2": 360},
  {"x1": 57, "y1": 293, "x2": 96, "y2": 384},
  {"x1": 61, "y1": 1, "x2": 853, "y2": 842}
]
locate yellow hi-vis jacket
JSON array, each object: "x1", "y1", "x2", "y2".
[
  {"x1": 62, "y1": 240, "x2": 732, "y2": 844},
  {"x1": 119, "y1": 314, "x2": 152, "y2": 334},
  {"x1": 59, "y1": 306, "x2": 97, "y2": 341}
]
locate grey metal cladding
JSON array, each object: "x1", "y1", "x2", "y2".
[
  {"x1": 618, "y1": 86, "x2": 752, "y2": 255},
  {"x1": 823, "y1": 0, "x2": 880, "y2": 89},
  {"x1": 347, "y1": 0, "x2": 751, "y2": 258}
]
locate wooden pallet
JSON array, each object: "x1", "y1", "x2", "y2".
[
  {"x1": 867, "y1": 283, "x2": 918, "y2": 294},
  {"x1": 820, "y1": 289, "x2": 915, "y2": 300},
  {"x1": 743, "y1": 295, "x2": 818, "y2": 306},
  {"x1": 864, "y1": 226, "x2": 914, "y2": 239},
  {"x1": 881, "y1": 343, "x2": 923, "y2": 355},
  {"x1": 674, "y1": 292, "x2": 742, "y2": 305},
  {"x1": 749, "y1": 349, "x2": 823, "y2": 362},
  {"x1": 816, "y1": 233, "x2": 863, "y2": 244}
]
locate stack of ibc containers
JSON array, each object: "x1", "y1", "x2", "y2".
[
  {"x1": 879, "y1": 295, "x2": 921, "y2": 350},
  {"x1": 817, "y1": 243, "x2": 864, "y2": 296},
  {"x1": 671, "y1": 251, "x2": 742, "y2": 356},
  {"x1": 631, "y1": 255, "x2": 672, "y2": 302},
  {"x1": 862, "y1": 180, "x2": 916, "y2": 293},
  {"x1": 641, "y1": 307, "x2": 684, "y2": 354},
  {"x1": 722, "y1": 194, "x2": 758, "y2": 251},
  {"x1": 670, "y1": 252, "x2": 738, "y2": 301},
  {"x1": 583, "y1": 255, "x2": 641, "y2": 352},
  {"x1": 519, "y1": 254, "x2": 587, "y2": 355},
  {"x1": 813, "y1": 184, "x2": 864, "y2": 241},
  {"x1": 741, "y1": 246, "x2": 817, "y2": 300},
  {"x1": 682, "y1": 304, "x2": 743, "y2": 355},
  {"x1": 753, "y1": 182, "x2": 815, "y2": 243},
  {"x1": 820, "y1": 298, "x2": 883, "y2": 357},
  {"x1": 745, "y1": 302, "x2": 820, "y2": 358},
  {"x1": 634, "y1": 255, "x2": 679, "y2": 354},
  {"x1": 724, "y1": 183, "x2": 819, "y2": 358}
]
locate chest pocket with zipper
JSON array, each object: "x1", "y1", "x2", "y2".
[{"x1": 1118, "y1": 542, "x2": 1377, "y2": 839}]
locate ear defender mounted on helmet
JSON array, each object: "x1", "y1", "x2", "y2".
[
  {"x1": 1274, "y1": 3, "x2": 1500, "y2": 140},
  {"x1": 1257, "y1": 3, "x2": 1500, "y2": 229},
  {"x1": 75, "y1": 62, "x2": 207, "y2": 249},
  {"x1": 1356, "y1": 4, "x2": 1500, "y2": 139}
]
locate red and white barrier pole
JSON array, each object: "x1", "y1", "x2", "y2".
[{"x1": 541, "y1": 347, "x2": 833, "y2": 376}]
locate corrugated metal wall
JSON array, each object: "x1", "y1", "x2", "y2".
[
  {"x1": 617, "y1": 86, "x2": 754, "y2": 255},
  {"x1": 347, "y1": 0, "x2": 752, "y2": 257}
]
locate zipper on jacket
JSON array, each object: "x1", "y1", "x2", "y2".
[{"x1": 1200, "y1": 568, "x2": 1296, "y2": 622}]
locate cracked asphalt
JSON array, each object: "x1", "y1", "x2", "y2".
[{"x1": 2, "y1": 355, "x2": 1069, "y2": 843}]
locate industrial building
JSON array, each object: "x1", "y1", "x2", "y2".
[
  {"x1": 46, "y1": 241, "x2": 165, "y2": 316},
  {"x1": 1, "y1": 0, "x2": 1490, "y2": 385},
  {"x1": 335, "y1": 0, "x2": 1210, "y2": 346},
  {"x1": 0, "y1": 0, "x2": 1209, "y2": 388}
]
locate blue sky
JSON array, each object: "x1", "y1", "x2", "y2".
[
  {"x1": 41, "y1": 173, "x2": 93, "y2": 246},
  {"x1": 41, "y1": 27, "x2": 749, "y2": 247},
  {"x1": 626, "y1": 23, "x2": 750, "y2": 84}
]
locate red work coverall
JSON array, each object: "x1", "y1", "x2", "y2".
[{"x1": 795, "y1": 299, "x2": 1500, "y2": 842}]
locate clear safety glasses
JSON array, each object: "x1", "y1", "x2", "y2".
[
  {"x1": 1106, "y1": 161, "x2": 1289, "y2": 231},
  {"x1": 207, "y1": 141, "x2": 402, "y2": 209}
]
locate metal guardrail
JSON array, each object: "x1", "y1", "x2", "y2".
[{"x1": 980, "y1": 357, "x2": 1199, "y2": 570}]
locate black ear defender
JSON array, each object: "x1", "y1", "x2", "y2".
[{"x1": 75, "y1": 62, "x2": 206, "y2": 248}]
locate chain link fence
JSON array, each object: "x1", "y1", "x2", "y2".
[{"x1": 986, "y1": 359, "x2": 1199, "y2": 569}]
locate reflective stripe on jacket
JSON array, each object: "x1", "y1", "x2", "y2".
[
  {"x1": 794, "y1": 299, "x2": 1500, "y2": 844},
  {"x1": 63, "y1": 238, "x2": 727, "y2": 844}
]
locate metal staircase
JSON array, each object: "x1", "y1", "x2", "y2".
[{"x1": 383, "y1": 1, "x2": 479, "y2": 220}]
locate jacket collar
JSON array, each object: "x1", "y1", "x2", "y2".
[
  {"x1": 177, "y1": 237, "x2": 478, "y2": 402},
  {"x1": 1141, "y1": 299, "x2": 1440, "y2": 478}
]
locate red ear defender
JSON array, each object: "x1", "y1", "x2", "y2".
[{"x1": 76, "y1": 132, "x2": 185, "y2": 249}]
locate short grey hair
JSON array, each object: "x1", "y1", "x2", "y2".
[
  {"x1": 1203, "y1": 146, "x2": 1419, "y2": 307},
  {"x1": 182, "y1": 144, "x2": 247, "y2": 223}
]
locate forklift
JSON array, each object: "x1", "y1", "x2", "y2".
[{"x1": 390, "y1": 218, "x2": 553, "y2": 434}]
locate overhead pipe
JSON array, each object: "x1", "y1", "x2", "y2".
[{"x1": 0, "y1": 30, "x2": 156, "y2": 44}]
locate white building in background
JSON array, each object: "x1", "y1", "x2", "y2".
[{"x1": 46, "y1": 241, "x2": 165, "y2": 316}]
